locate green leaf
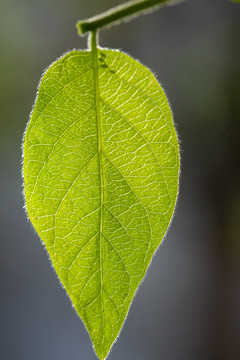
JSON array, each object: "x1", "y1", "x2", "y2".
[{"x1": 23, "y1": 48, "x2": 179, "y2": 359}]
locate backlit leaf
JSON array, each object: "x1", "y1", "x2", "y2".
[{"x1": 23, "y1": 48, "x2": 179, "y2": 359}]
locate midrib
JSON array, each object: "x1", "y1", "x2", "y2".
[{"x1": 91, "y1": 31, "x2": 105, "y2": 349}]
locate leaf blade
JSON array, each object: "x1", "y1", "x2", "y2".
[{"x1": 23, "y1": 49, "x2": 179, "y2": 359}]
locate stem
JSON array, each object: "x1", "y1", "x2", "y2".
[{"x1": 77, "y1": 0, "x2": 178, "y2": 35}]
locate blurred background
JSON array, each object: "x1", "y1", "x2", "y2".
[{"x1": 0, "y1": 0, "x2": 240, "y2": 359}]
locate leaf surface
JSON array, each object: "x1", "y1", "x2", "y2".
[{"x1": 23, "y1": 48, "x2": 179, "y2": 359}]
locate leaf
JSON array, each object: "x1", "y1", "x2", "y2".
[{"x1": 23, "y1": 48, "x2": 179, "y2": 359}]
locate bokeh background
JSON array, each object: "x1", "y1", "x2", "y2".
[{"x1": 1, "y1": 0, "x2": 240, "y2": 359}]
